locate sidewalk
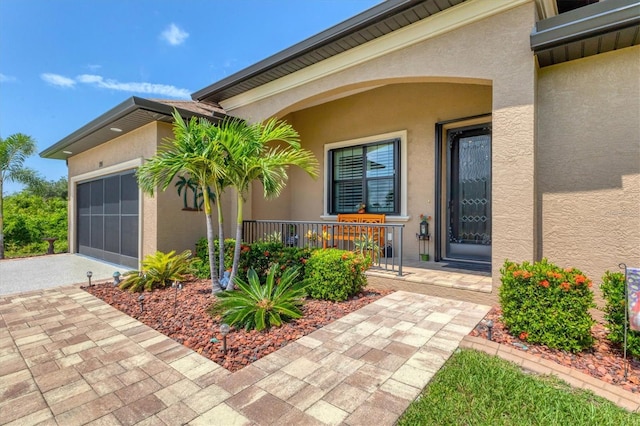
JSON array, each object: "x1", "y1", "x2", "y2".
[{"x1": 0, "y1": 286, "x2": 490, "y2": 425}]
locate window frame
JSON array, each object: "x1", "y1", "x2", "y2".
[{"x1": 323, "y1": 130, "x2": 408, "y2": 218}]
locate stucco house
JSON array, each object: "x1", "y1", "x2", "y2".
[{"x1": 41, "y1": 0, "x2": 639, "y2": 292}]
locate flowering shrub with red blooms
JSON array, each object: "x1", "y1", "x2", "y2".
[
  {"x1": 499, "y1": 258, "x2": 595, "y2": 353},
  {"x1": 193, "y1": 238, "x2": 312, "y2": 284}
]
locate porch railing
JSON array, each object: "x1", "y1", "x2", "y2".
[{"x1": 242, "y1": 220, "x2": 404, "y2": 276}]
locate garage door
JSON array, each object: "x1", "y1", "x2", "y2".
[{"x1": 77, "y1": 170, "x2": 139, "y2": 268}]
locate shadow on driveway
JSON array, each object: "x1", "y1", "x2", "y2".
[{"x1": 0, "y1": 253, "x2": 132, "y2": 296}]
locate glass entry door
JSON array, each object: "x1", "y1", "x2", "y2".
[{"x1": 446, "y1": 125, "x2": 491, "y2": 263}]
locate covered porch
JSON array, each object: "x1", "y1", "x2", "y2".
[{"x1": 242, "y1": 219, "x2": 493, "y2": 295}]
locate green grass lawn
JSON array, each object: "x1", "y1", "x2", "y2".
[{"x1": 398, "y1": 349, "x2": 639, "y2": 426}]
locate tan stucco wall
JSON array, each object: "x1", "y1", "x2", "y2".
[
  {"x1": 537, "y1": 46, "x2": 640, "y2": 285},
  {"x1": 68, "y1": 123, "x2": 159, "y2": 262},
  {"x1": 250, "y1": 82, "x2": 492, "y2": 258},
  {"x1": 230, "y1": 2, "x2": 537, "y2": 284},
  {"x1": 155, "y1": 122, "x2": 209, "y2": 254},
  {"x1": 68, "y1": 121, "x2": 228, "y2": 263},
  {"x1": 67, "y1": 123, "x2": 157, "y2": 177}
]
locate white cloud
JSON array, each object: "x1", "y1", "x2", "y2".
[
  {"x1": 86, "y1": 64, "x2": 102, "y2": 71},
  {"x1": 76, "y1": 74, "x2": 190, "y2": 98},
  {"x1": 41, "y1": 73, "x2": 76, "y2": 88},
  {"x1": 0, "y1": 73, "x2": 16, "y2": 83},
  {"x1": 76, "y1": 74, "x2": 103, "y2": 84},
  {"x1": 161, "y1": 23, "x2": 189, "y2": 46}
]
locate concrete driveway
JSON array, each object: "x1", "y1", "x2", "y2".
[{"x1": 0, "y1": 254, "x2": 132, "y2": 296}]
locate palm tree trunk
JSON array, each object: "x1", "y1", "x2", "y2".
[
  {"x1": 0, "y1": 178, "x2": 4, "y2": 259},
  {"x1": 228, "y1": 193, "x2": 244, "y2": 290},
  {"x1": 214, "y1": 184, "x2": 225, "y2": 281},
  {"x1": 202, "y1": 186, "x2": 220, "y2": 294}
]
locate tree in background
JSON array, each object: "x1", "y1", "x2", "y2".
[
  {"x1": 15, "y1": 170, "x2": 68, "y2": 200},
  {"x1": 0, "y1": 133, "x2": 37, "y2": 259},
  {"x1": 3, "y1": 193, "x2": 68, "y2": 256}
]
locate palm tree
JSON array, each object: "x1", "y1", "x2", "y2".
[
  {"x1": 0, "y1": 133, "x2": 37, "y2": 259},
  {"x1": 217, "y1": 118, "x2": 319, "y2": 288},
  {"x1": 136, "y1": 111, "x2": 226, "y2": 293}
]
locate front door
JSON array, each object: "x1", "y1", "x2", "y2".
[{"x1": 445, "y1": 125, "x2": 491, "y2": 263}]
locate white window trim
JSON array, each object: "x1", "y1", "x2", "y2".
[{"x1": 322, "y1": 130, "x2": 408, "y2": 221}]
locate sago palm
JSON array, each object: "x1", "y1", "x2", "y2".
[
  {"x1": 214, "y1": 264, "x2": 309, "y2": 331},
  {"x1": 136, "y1": 110, "x2": 225, "y2": 293},
  {"x1": 119, "y1": 250, "x2": 192, "y2": 292},
  {"x1": 216, "y1": 118, "x2": 319, "y2": 288}
]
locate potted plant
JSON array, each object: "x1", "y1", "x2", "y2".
[
  {"x1": 354, "y1": 233, "x2": 380, "y2": 262},
  {"x1": 356, "y1": 202, "x2": 366, "y2": 214}
]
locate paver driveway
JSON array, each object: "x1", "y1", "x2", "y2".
[{"x1": 0, "y1": 285, "x2": 489, "y2": 425}]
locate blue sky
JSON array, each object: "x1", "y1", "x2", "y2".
[{"x1": 0, "y1": 0, "x2": 381, "y2": 194}]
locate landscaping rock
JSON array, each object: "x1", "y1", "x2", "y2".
[
  {"x1": 470, "y1": 306, "x2": 639, "y2": 393},
  {"x1": 84, "y1": 278, "x2": 391, "y2": 372}
]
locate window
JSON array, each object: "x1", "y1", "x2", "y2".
[{"x1": 328, "y1": 138, "x2": 400, "y2": 214}]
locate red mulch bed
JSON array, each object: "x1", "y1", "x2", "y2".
[
  {"x1": 470, "y1": 306, "x2": 639, "y2": 393},
  {"x1": 83, "y1": 278, "x2": 391, "y2": 372}
]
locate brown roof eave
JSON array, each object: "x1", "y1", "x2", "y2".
[
  {"x1": 531, "y1": 0, "x2": 640, "y2": 53},
  {"x1": 191, "y1": 0, "x2": 429, "y2": 104},
  {"x1": 40, "y1": 97, "x2": 228, "y2": 160}
]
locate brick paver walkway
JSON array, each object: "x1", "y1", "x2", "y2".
[
  {"x1": 367, "y1": 262, "x2": 493, "y2": 293},
  {"x1": 0, "y1": 286, "x2": 490, "y2": 425}
]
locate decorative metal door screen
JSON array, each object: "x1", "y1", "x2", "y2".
[{"x1": 446, "y1": 126, "x2": 491, "y2": 262}]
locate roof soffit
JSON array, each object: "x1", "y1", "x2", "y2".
[
  {"x1": 532, "y1": 0, "x2": 640, "y2": 67},
  {"x1": 216, "y1": 0, "x2": 531, "y2": 112},
  {"x1": 40, "y1": 97, "x2": 226, "y2": 160},
  {"x1": 193, "y1": 0, "x2": 477, "y2": 105}
]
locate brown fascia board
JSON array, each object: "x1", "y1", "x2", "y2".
[
  {"x1": 531, "y1": 0, "x2": 640, "y2": 52},
  {"x1": 191, "y1": 0, "x2": 425, "y2": 103},
  {"x1": 39, "y1": 96, "x2": 226, "y2": 159}
]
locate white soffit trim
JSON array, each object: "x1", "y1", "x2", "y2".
[{"x1": 221, "y1": 0, "x2": 531, "y2": 112}]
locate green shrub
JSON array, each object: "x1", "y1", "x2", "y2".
[
  {"x1": 304, "y1": 249, "x2": 370, "y2": 301},
  {"x1": 499, "y1": 258, "x2": 595, "y2": 353},
  {"x1": 192, "y1": 237, "x2": 236, "y2": 278},
  {"x1": 120, "y1": 250, "x2": 192, "y2": 292},
  {"x1": 192, "y1": 237, "x2": 312, "y2": 283},
  {"x1": 3, "y1": 193, "x2": 67, "y2": 256},
  {"x1": 601, "y1": 271, "x2": 640, "y2": 359},
  {"x1": 239, "y1": 241, "x2": 286, "y2": 277},
  {"x1": 240, "y1": 242, "x2": 312, "y2": 283},
  {"x1": 213, "y1": 264, "x2": 309, "y2": 331}
]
